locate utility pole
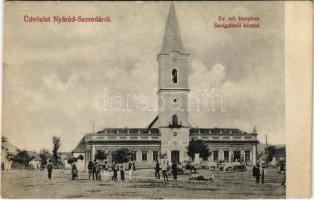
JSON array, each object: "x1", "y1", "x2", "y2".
[
  {"x1": 265, "y1": 135, "x2": 268, "y2": 163},
  {"x1": 93, "y1": 124, "x2": 95, "y2": 133}
]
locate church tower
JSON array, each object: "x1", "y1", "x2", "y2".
[{"x1": 157, "y1": 2, "x2": 191, "y2": 163}]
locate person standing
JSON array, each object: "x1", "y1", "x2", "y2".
[
  {"x1": 186, "y1": 161, "x2": 194, "y2": 182},
  {"x1": 95, "y1": 161, "x2": 102, "y2": 180},
  {"x1": 166, "y1": 161, "x2": 170, "y2": 172},
  {"x1": 128, "y1": 160, "x2": 132, "y2": 171},
  {"x1": 253, "y1": 165, "x2": 261, "y2": 184},
  {"x1": 161, "y1": 160, "x2": 168, "y2": 182},
  {"x1": 128, "y1": 160, "x2": 133, "y2": 182},
  {"x1": 132, "y1": 161, "x2": 136, "y2": 172},
  {"x1": 281, "y1": 173, "x2": 286, "y2": 186},
  {"x1": 155, "y1": 161, "x2": 160, "y2": 179},
  {"x1": 128, "y1": 160, "x2": 136, "y2": 182},
  {"x1": 256, "y1": 165, "x2": 261, "y2": 184},
  {"x1": 92, "y1": 159, "x2": 97, "y2": 180},
  {"x1": 172, "y1": 161, "x2": 178, "y2": 180},
  {"x1": 102, "y1": 161, "x2": 109, "y2": 181},
  {"x1": 112, "y1": 162, "x2": 119, "y2": 181},
  {"x1": 72, "y1": 163, "x2": 78, "y2": 180},
  {"x1": 47, "y1": 160, "x2": 53, "y2": 180},
  {"x1": 261, "y1": 166, "x2": 266, "y2": 184},
  {"x1": 88, "y1": 161, "x2": 94, "y2": 180},
  {"x1": 120, "y1": 163, "x2": 125, "y2": 182}
]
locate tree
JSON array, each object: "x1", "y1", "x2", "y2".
[
  {"x1": 94, "y1": 150, "x2": 107, "y2": 161},
  {"x1": 39, "y1": 149, "x2": 51, "y2": 165},
  {"x1": 11, "y1": 150, "x2": 34, "y2": 169},
  {"x1": 267, "y1": 146, "x2": 277, "y2": 162},
  {"x1": 187, "y1": 139, "x2": 210, "y2": 160},
  {"x1": 52, "y1": 136, "x2": 62, "y2": 166},
  {"x1": 67, "y1": 155, "x2": 84, "y2": 164},
  {"x1": 112, "y1": 148, "x2": 131, "y2": 163},
  {"x1": 6, "y1": 152, "x2": 15, "y2": 161}
]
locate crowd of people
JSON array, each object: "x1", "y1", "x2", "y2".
[
  {"x1": 84, "y1": 160, "x2": 136, "y2": 182},
  {"x1": 67, "y1": 159, "x2": 181, "y2": 182},
  {"x1": 45, "y1": 158, "x2": 285, "y2": 186}
]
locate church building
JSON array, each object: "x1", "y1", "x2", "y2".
[{"x1": 72, "y1": 3, "x2": 259, "y2": 171}]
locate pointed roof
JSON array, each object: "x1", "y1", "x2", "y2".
[
  {"x1": 147, "y1": 116, "x2": 159, "y2": 130},
  {"x1": 72, "y1": 137, "x2": 85, "y2": 153},
  {"x1": 160, "y1": 2, "x2": 186, "y2": 54}
]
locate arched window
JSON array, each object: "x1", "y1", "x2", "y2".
[
  {"x1": 172, "y1": 114, "x2": 178, "y2": 126},
  {"x1": 172, "y1": 69, "x2": 177, "y2": 83}
]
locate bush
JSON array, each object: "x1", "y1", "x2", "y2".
[
  {"x1": 233, "y1": 164, "x2": 246, "y2": 172},
  {"x1": 112, "y1": 148, "x2": 131, "y2": 163},
  {"x1": 11, "y1": 151, "x2": 34, "y2": 169},
  {"x1": 67, "y1": 155, "x2": 84, "y2": 164},
  {"x1": 187, "y1": 140, "x2": 210, "y2": 160},
  {"x1": 94, "y1": 150, "x2": 106, "y2": 160}
]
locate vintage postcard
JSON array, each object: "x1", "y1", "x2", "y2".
[{"x1": 1, "y1": 1, "x2": 312, "y2": 199}]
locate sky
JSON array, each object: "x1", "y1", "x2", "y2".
[{"x1": 3, "y1": 1, "x2": 285, "y2": 152}]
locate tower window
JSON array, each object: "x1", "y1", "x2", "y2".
[
  {"x1": 172, "y1": 69, "x2": 177, "y2": 83},
  {"x1": 172, "y1": 114, "x2": 178, "y2": 126}
]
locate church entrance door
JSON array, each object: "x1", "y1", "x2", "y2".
[
  {"x1": 234, "y1": 151, "x2": 241, "y2": 161},
  {"x1": 171, "y1": 151, "x2": 180, "y2": 163}
]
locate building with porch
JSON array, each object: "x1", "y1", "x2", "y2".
[{"x1": 72, "y1": 3, "x2": 259, "y2": 171}]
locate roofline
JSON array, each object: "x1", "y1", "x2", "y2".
[
  {"x1": 97, "y1": 127, "x2": 159, "y2": 131},
  {"x1": 147, "y1": 116, "x2": 159, "y2": 130},
  {"x1": 157, "y1": 88, "x2": 190, "y2": 94},
  {"x1": 190, "y1": 133, "x2": 258, "y2": 136},
  {"x1": 204, "y1": 140, "x2": 260, "y2": 144},
  {"x1": 158, "y1": 126, "x2": 192, "y2": 129},
  {"x1": 157, "y1": 52, "x2": 190, "y2": 57},
  {"x1": 87, "y1": 140, "x2": 161, "y2": 145}
]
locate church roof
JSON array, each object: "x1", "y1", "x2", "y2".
[
  {"x1": 96, "y1": 128, "x2": 160, "y2": 136},
  {"x1": 189, "y1": 128, "x2": 256, "y2": 136},
  {"x1": 90, "y1": 127, "x2": 253, "y2": 137},
  {"x1": 147, "y1": 116, "x2": 159, "y2": 129},
  {"x1": 160, "y1": 2, "x2": 186, "y2": 54}
]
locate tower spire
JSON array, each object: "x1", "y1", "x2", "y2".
[{"x1": 160, "y1": 2, "x2": 185, "y2": 54}]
